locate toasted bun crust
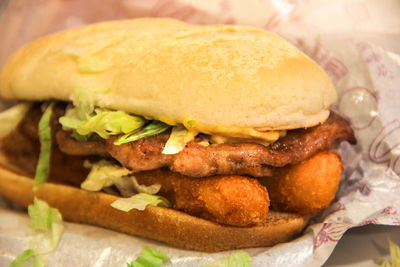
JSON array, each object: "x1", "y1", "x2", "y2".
[
  {"x1": 0, "y1": 165, "x2": 308, "y2": 252},
  {"x1": 0, "y1": 18, "x2": 336, "y2": 132}
]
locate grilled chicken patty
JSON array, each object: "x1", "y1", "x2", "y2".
[{"x1": 14, "y1": 104, "x2": 355, "y2": 178}]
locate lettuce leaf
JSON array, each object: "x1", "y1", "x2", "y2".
[
  {"x1": 34, "y1": 102, "x2": 54, "y2": 190},
  {"x1": 73, "y1": 86, "x2": 95, "y2": 120},
  {"x1": 11, "y1": 198, "x2": 64, "y2": 267},
  {"x1": 111, "y1": 193, "x2": 171, "y2": 212},
  {"x1": 61, "y1": 107, "x2": 146, "y2": 139},
  {"x1": 58, "y1": 108, "x2": 83, "y2": 129},
  {"x1": 0, "y1": 102, "x2": 32, "y2": 139},
  {"x1": 9, "y1": 249, "x2": 35, "y2": 267},
  {"x1": 81, "y1": 160, "x2": 132, "y2": 191},
  {"x1": 28, "y1": 198, "x2": 64, "y2": 255},
  {"x1": 82, "y1": 160, "x2": 161, "y2": 197},
  {"x1": 33, "y1": 255, "x2": 48, "y2": 267},
  {"x1": 76, "y1": 109, "x2": 145, "y2": 139},
  {"x1": 113, "y1": 175, "x2": 161, "y2": 197},
  {"x1": 127, "y1": 247, "x2": 170, "y2": 267},
  {"x1": 61, "y1": 86, "x2": 108, "y2": 124},
  {"x1": 60, "y1": 86, "x2": 171, "y2": 145},
  {"x1": 60, "y1": 87, "x2": 146, "y2": 140},
  {"x1": 202, "y1": 251, "x2": 252, "y2": 267},
  {"x1": 162, "y1": 126, "x2": 198, "y2": 155},
  {"x1": 114, "y1": 121, "x2": 171, "y2": 145},
  {"x1": 129, "y1": 176, "x2": 161, "y2": 195}
]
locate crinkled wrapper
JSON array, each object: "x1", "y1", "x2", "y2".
[{"x1": 0, "y1": 0, "x2": 399, "y2": 266}]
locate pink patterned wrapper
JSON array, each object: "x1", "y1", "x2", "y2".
[{"x1": 0, "y1": 0, "x2": 399, "y2": 266}]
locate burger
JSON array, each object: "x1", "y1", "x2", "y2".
[{"x1": 0, "y1": 18, "x2": 355, "y2": 252}]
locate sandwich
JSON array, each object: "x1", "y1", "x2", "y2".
[{"x1": 0, "y1": 18, "x2": 355, "y2": 252}]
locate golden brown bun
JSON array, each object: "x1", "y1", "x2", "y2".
[
  {"x1": 0, "y1": 165, "x2": 308, "y2": 252},
  {"x1": 0, "y1": 18, "x2": 336, "y2": 134}
]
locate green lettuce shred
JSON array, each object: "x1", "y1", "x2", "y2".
[
  {"x1": 32, "y1": 255, "x2": 48, "y2": 267},
  {"x1": 124, "y1": 248, "x2": 251, "y2": 267},
  {"x1": 59, "y1": 86, "x2": 172, "y2": 144},
  {"x1": 60, "y1": 108, "x2": 146, "y2": 139},
  {"x1": 60, "y1": 86, "x2": 107, "y2": 124},
  {"x1": 77, "y1": 109, "x2": 146, "y2": 139},
  {"x1": 74, "y1": 86, "x2": 95, "y2": 120},
  {"x1": 9, "y1": 249, "x2": 35, "y2": 267},
  {"x1": 0, "y1": 102, "x2": 32, "y2": 139},
  {"x1": 162, "y1": 125, "x2": 197, "y2": 155},
  {"x1": 70, "y1": 130, "x2": 88, "y2": 142},
  {"x1": 111, "y1": 193, "x2": 171, "y2": 212},
  {"x1": 129, "y1": 176, "x2": 161, "y2": 195},
  {"x1": 28, "y1": 198, "x2": 64, "y2": 255},
  {"x1": 81, "y1": 160, "x2": 161, "y2": 196},
  {"x1": 114, "y1": 121, "x2": 171, "y2": 145},
  {"x1": 10, "y1": 198, "x2": 64, "y2": 267},
  {"x1": 127, "y1": 247, "x2": 170, "y2": 267},
  {"x1": 202, "y1": 251, "x2": 252, "y2": 267},
  {"x1": 34, "y1": 102, "x2": 54, "y2": 190},
  {"x1": 59, "y1": 87, "x2": 147, "y2": 140},
  {"x1": 81, "y1": 160, "x2": 132, "y2": 191},
  {"x1": 376, "y1": 238, "x2": 400, "y2": 267}
]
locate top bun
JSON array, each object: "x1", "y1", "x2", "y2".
[{"x1": 0, "y1": 18, "x2": 336, "y2": 135}]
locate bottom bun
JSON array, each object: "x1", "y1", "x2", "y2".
[{"x1": 0, "y1": 165, "x2": 309, "y2": 252}]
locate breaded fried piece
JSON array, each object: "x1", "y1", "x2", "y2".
[
  {"x1": 135, "y1": 170, "x2": 270, "y2": 227},
  {"x1": 261, "y1": 151, "x2": 342, "y2": 215}
]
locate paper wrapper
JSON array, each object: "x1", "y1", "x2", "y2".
[{"x1": 0, "y1": 0, "x2": 399, "y2": 266}]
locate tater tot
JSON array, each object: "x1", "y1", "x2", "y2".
[
  {"x1": 134, "y1": 170, "x2": 270, "y2": 226},
  {"x1": 261, "y1": 151, "x2": 342, "y2": 215}
]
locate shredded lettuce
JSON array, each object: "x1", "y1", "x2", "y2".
[
  {"x1": 376, "y1": 238, "x2": 400, "y2": 267},
  {"x1": 76, "y1": 109, "x2": 146, "y2": 139},
  {"x1": 28, "y1": 198, "x2": 64, "y2": 255},
  {"x1": 9, "y1": 249, "x2": 35, "y2": 267},
  {"x1": 112, "y1": 175, "x2": 161, "y2": 197},
  {"x1": 81, "y1": 160, "x2": 132, "y2": 191},
  {"x1": 60, "y1": 87, "x2": 146, "y2": 140},
  {"x1": 74, "y1": 86, "x2": 95, "y2": 120},
  {"x1": 125, "y1": 248, "x2": 251, "y2": 267},
  {"x1": 202, "y1": 251, "x2": 252, "y2": 267},
  {"x1": 58, "y1": 109, "x2": 82, "y2": 129},
  {"x1": 127, "y1": 247, "x2": 170, "y2": 267},
  {"x1": 70, "y1": 130, "x2": 89, "y2": 142},
  {"x1": 61, "y1": 86, "x2": 109, "y2": 123},
  {"x1": 114, "y1": 121, "x2": 171, "y2": 145},
  {"x1": 130, "y1": 176, "x2": 161, "y2": 195},
  {"x1": 61, "y1": 108, "x2": 146, "y2": 139},
  {"x1": 34, "y1": 102, "x2": 54, "y2": 190},
  {"x1": 32, "y1": 255, "x2": 48, "y2": 267},
  {"x1": 111, "y1": 193, "x2": 171, "y2": 212},
  {"x1": 82, "y1": 160, "x2": 161, "y2": 196},
  {"x1": 60, "y1": 86, "x2": 172, "y2": 145},
  {"x1": 0, "y1": 102, "x2": 32, "y2": 139},
  {"x1": 162, "y1": 126, "x2": 198, "y2": 155},
  {"x1": 10, "y1": 198, "x2": 63, "y2": 267}
]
